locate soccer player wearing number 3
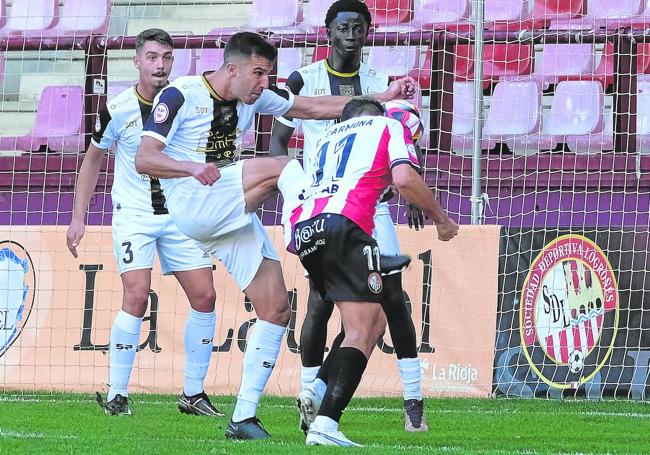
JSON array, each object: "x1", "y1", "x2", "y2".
[
  {"x1": 134, "y1": 31, "x2": 417, "y2": 440},
  {"x1": 278, "y1": 97, "x2": 459, "y2": 447},
  {"x1": 66, "y1": 29, "x2": 223, "y2": 418},
  {"x1": 270, "y1": 0, "x2": 431, "y2": 433}
]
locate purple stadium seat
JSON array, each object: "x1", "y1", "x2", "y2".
[
  {"x1": 0, "y1": 0, "x2": 58, "y2": 35},
  {"x1": 483, "y1": 81, "x2": 556, "y2": 154},
  {"x1": 169, "y1": 47, "x2": 196, "y2": 80},
  {"x1": 277, "y1": 48, "x2": 303, "y2": 84},
  {"x1": 303, "y1": 0, "x2": 330, "y2": 31},
  {"x1": 107, "y1": 80, "x2": 135, "y2": 101},
  {"x1": 197, "y1": 48, "x2": 224, "y2": 74},
  {"x1": 550, "y1": 0, "x2": 644, "y2": 29},
  {"x1": 485, "y1": 0, "x2": 529, "y2": 22},
  {"x1": 637, "y1": 76, "x2": 650, "y2": 154},
  {"x1": 544, "y1": 81, "x2": 611, "y2": 153},
  {"x1": 367, "y1": 46, "x2": 420, "y2": 78},
  {"x1": 527, "y1": 44, "x2": 595, "y2": 89},
  {"x1": 248, "y1": 0, "x2": 300, "y2": 31},
  {"x1": 0, "y1": 85, "x2": 84, "y2": 153},
  {"x1": 0, "y1": 0, "x2": 6, "y2": 29},
  {"x1": 32, "y1": 0, "x2": 111, "y2": 36},
  {"x1": 451, "y1": 81, "x2": 476, "y2": 155}
]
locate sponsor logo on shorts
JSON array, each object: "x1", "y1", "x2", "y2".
[
  {"x1": 368, "y1": 272, "x2": 383, "y2": 294},
  {"x1": 153, "y1": 103, "x2": 169, "y2": 123},
  {"x1": 294, "y1": 218, "x2": 325, "y2": 251}
]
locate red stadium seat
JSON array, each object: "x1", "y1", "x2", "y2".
[
  {"x1": 366, "y1": 0, "x2": 414, "y2": 27},
  {"x1": 408, "y1": 47, "x2": 432, "y2": 90},
  {"x1": 531, "y1": 0, "x2": 585, "y2": 24},
  {"x1": 311, "y1": 45, "x2": 330, "y2": 63},
  {"x1": 454, "y1": 44, "x2": 534, "y2": 85}
]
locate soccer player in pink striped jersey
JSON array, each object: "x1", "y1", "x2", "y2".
[{"x1": 278, "y1": 97, "x2": 458, "y2": 447}]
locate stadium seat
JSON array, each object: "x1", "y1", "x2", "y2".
[
  {"x1": 32, "y1": 0, "x2": 111, "y2": 36},
  {"x1": 367, "y1": 46, "x2": 420, "y2": 78},
  {"x1": 380, "y1": 0, "x2": 471, "y2": 31},
  {"x1": 550, "y1": 0, "x2": 644, "y2": 29},
  {"x1": 544, "y1": 81, "x2": 611, "y2": 154},
  {"x1": 408, "y1": 47, "x2": 432, "y2": 90},
  {"x1": 366, "y1": 0, "x2": 414, "y2": 28},
  {"x1": 0, "y1": 85, "x2": 84, "y2": 153},
  {"x1": 531, "y1": 0, "x2": 584, "y2": 26},
  {"x1": 170, "y1": 47, "x2": 196, "y2": 80},
  {"x1": 455, "y1": 44, "x2": 534, "y2": 86},
  {"x1": 636, "y1": 76, "x2": 650, "y2": 153},
  {"x1": 482, "y1": 81, "x2": 556, "y2": 154},
  {"x1": 302, "y1": 0, "x2": 330, "y2": 32},
  {"x1": 0, "y1": 0, "x2": 6, "y2": 29},
  {"x1": 197, "y1": 48, "x2": 225, "y2": 75},
  {"x1": 527, "y1": 44, "x2": 595, "y2": 89},
  {"x1": 451, "y1": 81, "x2": 476, "y2": 155},
  {"x1": 485, "y1": 0, "x2": 530, "y2": 24},
  {"x1": 0, "y1": 0, "x2": 58, "y2": 36},
  {"x1": 107, "y1": 81, "x2": 135, "y2": 101},
  {"x1": 247, "y1": 0, "x2": 301, "y2": 31},
  {"x1": 277, "y1": 48, "x2": 304, "y2": 84},
  {"x1": 311, "y1": 45, "x2": 330, "y2": 63}
]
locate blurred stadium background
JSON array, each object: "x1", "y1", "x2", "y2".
[{"x1": 1, "y1": 0, "x2": 650, "y2": 445}]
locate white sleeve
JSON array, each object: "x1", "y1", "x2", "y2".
[{"x1": 256, "y1": 87, "x2": 295, "y2": 117}]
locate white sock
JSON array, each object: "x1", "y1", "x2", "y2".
[
  {"x1": 397, "y1": 357, "x2": 423, "y2": 401},
  {"x1": 232, "y1": 319, "x2": 285, "y2": 422},
  {"x1": 108, "y1": 310, "x2": 143, "y2": 401},
  {"x1": 301, "y1": 366, "x2": 320, "y2": 392},
  {"x1": 312, "y1": 415, "x2": 338, "y2": 432},
  {"x1": 183, "y1": 308, "x2": 216, "y2": 397},
  {"x1": 311, "y1": 378, "x2": 327, "y2": 400}
]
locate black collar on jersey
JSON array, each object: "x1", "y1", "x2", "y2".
[
  {"x1": 201, "y1": 72, "x2": 237, "y2": 104},
  {"x1": 134, "y1": 85, "x2": 153, "y2": 105},
  {"x1": 324, "y1": 59, "x2": 360, "y2": 78}
]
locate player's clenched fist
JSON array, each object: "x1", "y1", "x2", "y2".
[
  {"x1": 387, "y1": 77, "x2": 417, "y2": 101},
  {"x1": 190, "y1": 162, "x2": 221, "y2": 186},
  {"x1": 436, "y1": 218, "x2": 459, "y2": 242}
]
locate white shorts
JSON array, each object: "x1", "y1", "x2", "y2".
[
  {"x1": 197, "y1": 214, "x2": 279, "y2": 290},
  {"x1": 372, "y1": 202, "x2": 400, "y2": 256},
  {"x1": 112, "y1": 210, "x2": 212, "y2": 275},
  {"x1": 164, "y1": 161, "x2": 279, "y2": 290},
  {"x1": 165, "y1": 161, "x2": 252, "y2": 243}
]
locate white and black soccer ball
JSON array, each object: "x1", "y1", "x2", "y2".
[
  {"x1": 568, "y1": 349, "x2": 585, "y2": 373},
  {"x1": 384, "y1": 99, "x2": 424, "y2": 144}
]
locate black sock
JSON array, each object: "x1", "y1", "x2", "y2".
[
  {"x1": 300, "y1": 285, "x2": 335, "y2": 367},
  {"x1": 382, "y1": 273, "x2": 418, "y2": 359},
  {"x1": 316, "y1": 329, "x2": 345, "y2": 384},
  {"x1": 318, "y1": 347, "x2": 368, "y2": 423}
]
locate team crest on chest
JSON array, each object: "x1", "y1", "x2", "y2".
[{"x1": 339, "y1": 85, "x2": 355, "y2": 97}]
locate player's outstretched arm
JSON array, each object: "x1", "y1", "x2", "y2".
[
  {"x1": 391, "y1": 163, "x2": 458, "y2": 242},
  {"x1": 66, "y1": 143, "x2": 107, "y2": 258},
  {"x1": 135, "y1": 136, "x2": 221, "y2": 185},
  {"x1": 269, "y1": 119, "x2": 294, "y2": 157},
  {"x1": 285, "y1": 77, "x2": 418, "y2": 120}
]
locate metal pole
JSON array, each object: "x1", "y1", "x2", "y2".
[{"x1": 471, "y1": 0, "x2": 485, "y2": 225}]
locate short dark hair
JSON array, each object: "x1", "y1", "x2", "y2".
[
  {"x1": 325, "y1": 0, "x2": 372, "y2": 29},
  {"x1": 224, "y1": 32, "x2": 278, "y2": 63},
  {"x1": 135, "y1": 28, "x2": 173, "y2": 53},
  {"x1": 341, "y1": 96, "x2": 384, "y2": 121}
]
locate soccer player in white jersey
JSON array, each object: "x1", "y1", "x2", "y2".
[
  {"x1": 277, "y1": 97, "x2": 458, "y2": 447},
  {"x1": 66, "y1": 29, "x2": 223, "y2": 418},
  {"x1": 134, "y1": 32, "x2": 415, "y2": 440},
  {"x1": 269, "y1": 0, "x2": 430, "y2": 432}
]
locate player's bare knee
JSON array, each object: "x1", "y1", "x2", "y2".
[
  {"x1": 189, "y1": 288, "x2": 216, "y2": 313},
  {"x1": 121, "y1": 286, "x2": 150, "y2": 317},
  {"x1": 264, "y1": 294, "x2": 291, "y2": 326}
]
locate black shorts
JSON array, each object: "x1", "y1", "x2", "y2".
[{"x1": 295, "y1": 213, "x2": 383, "y2": 304}]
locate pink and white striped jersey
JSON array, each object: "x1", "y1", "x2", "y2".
[{"x1": 286, "y1": 115, "x2": 419, "y2": 239}]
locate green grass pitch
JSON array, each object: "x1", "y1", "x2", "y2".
[{"x1": 1, "y1": 393, "x2": 649, "y2": 454}]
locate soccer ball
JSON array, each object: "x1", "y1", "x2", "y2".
[
  {"x1": 568, "y1": 349, "x2": 585, "y2": 373},
  {"x1": 384, "y1": 99, "x2": 424, "y2": 144}
]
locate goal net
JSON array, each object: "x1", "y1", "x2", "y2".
[{"x1": 0, "y1": 0, "x2": 648, "y2": 400}]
